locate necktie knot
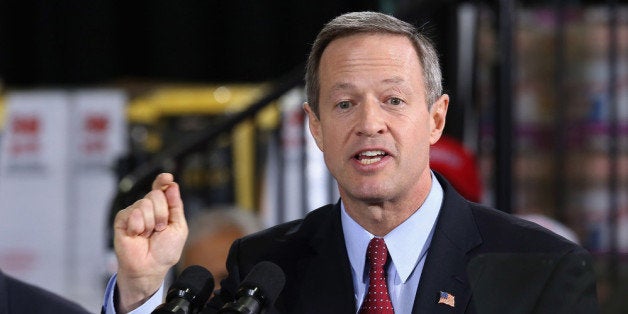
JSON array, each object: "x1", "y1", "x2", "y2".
[{"x1": 366, "y1": 237, "x2": 388, "y2": 269}]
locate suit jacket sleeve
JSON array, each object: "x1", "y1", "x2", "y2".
[{"x1": 1, "y1": 270, "x2": 90, "y2": 314}]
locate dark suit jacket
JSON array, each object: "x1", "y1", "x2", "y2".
[
  {"x1": 205, "y1": 174, "x2": 598, "y2": 313},
  {"x1": 0, "y1": 270, "x2": 90, "y2": 314}
]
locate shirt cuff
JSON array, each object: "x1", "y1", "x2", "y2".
[{"x1": 102, "y1": 273, "x2": 165, "y2": 314}]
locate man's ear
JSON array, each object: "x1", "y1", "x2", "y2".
[
  {"x1": 303, "y1": 102, "x2": 324, "y2": 151},
  {"x1": 429, "y1": 94, "x2": 449, "y2": 144}
]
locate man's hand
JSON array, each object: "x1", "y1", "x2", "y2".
[{"x1": 113, "y1": 173, "x2": 188, "y2": 313}]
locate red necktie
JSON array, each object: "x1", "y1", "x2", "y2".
[{"x1": 359, "y1": 237, "x2": 394, "y2": 313}]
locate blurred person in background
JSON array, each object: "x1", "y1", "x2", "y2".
[
  {"x1": 516, "y1": 210, "x2": 580, "y2": 244},
  {"x1": 178, "y1": 206, "x2": 262, "y2": 291}
]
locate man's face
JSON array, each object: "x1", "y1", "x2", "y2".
[{"x1": 305, "y1": 33, "x2": 447, "y2": 206}]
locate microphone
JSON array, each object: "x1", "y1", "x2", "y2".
[
  {"x1": 218, "y1": 261, "x2": 286, "y2": 314},
  {"x1": 152, "y1": 265, "x2": 215, "y2": 314}
]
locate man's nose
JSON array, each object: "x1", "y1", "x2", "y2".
[{"x1": 355, "y1": 99, "x2": 386, "y2": 137}]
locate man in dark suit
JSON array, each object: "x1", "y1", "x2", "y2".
[
  {"x1": 202, "y1": 174, "x2": 597, "y2": 313},
  {"x1": 0, "y1": 269, "x2": 89, "y2": 314},
  {"x1": 105, "y1": 11, "x2": 597, "y2": 314}
]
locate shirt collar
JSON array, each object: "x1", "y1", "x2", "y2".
[{"x1": 342, "y1": 172, "x2": 443, "y2": 283}]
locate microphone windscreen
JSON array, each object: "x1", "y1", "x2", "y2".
[
  {"x1": 169, "y1": 265, "x2": 215, "y2": 309},
  {"x1": 240, "y1": 261, "x2": 286, "y2": 304}
]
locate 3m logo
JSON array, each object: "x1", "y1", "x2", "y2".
[
  {"x1": 81, "y1": 114, "x2": 109, "y2": 154},
  {"x1": 12, "y1": 116, "x2": 40, "y2": 135},
  {"x1": 10, "y1": 115, "x2": 41, "y2": 156},
  {"x1": 84, "y1": 115, "x2": 109, "y2": 133}
]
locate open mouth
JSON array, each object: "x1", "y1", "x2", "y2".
[{"x1": 355, "y1": 150, "x2": 388, "y2": 165}]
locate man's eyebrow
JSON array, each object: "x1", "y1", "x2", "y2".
[
  {"x1": 382, "y1": 76, "x2": 405, "y2": 84},
  {"x1": 329, "y1": 82, "x2": 355, "y2": 92}
]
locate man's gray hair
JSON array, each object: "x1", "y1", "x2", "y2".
[{"x1": 305, "y1": 11, "x2": 443, "y2": 117}]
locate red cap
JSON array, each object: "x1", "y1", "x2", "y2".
[{"x1": 430, "y1": 136, "x2": 483, "y2": 203}]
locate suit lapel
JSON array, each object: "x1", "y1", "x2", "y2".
[
  {"x1": 412, "y1": 174, "x2": 482, "y2": 313},
  {"x1": 292, "y1": 203, "x2": 356, "y2": 313}
]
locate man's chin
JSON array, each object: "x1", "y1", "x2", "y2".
[{"x1": 344, "y1": 186, "x2": 392, "y2": 204}]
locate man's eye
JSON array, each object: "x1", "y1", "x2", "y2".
[
  {"x1": 389, "y1": 97, "x2": 402, "y2": 105},
  {"x1": 337, "y1": 101, "x2": 351, "y2": 109}
]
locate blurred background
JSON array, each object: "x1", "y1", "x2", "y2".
[{"x1": 0, "y1": 0, "x2": 626, "y2": 313}]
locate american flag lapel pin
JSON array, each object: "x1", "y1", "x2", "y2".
[{"x1": 438, "y1": 291, "x2": 455, "y2": 307}]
